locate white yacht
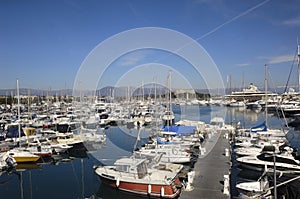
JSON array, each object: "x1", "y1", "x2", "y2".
[{"x1": 237, "y1": 151, "x2": 300, "y2": 171}]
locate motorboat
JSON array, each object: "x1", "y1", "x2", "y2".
[
  {"x1": 93, "y1": 155, "x2": 183, "y2": 198},
  {"x1": 235, "y1": 144, "x2": 263, "y2": 157},
  {"x1": 80, "y1": 129, "x2": 106, "y2": 143},
  {"x1": 55, "y1": 132, "x2": 83, "y2": 146},
  {"x1": 0, "y1": 151, "x2": 16, "y2": 171},
  {"x1": 8, "y1": 148, "x2": 40, "y2": 163},
  {"x1": 205, "y1": 117, "x2": 235, "y2": 134},
  {"x1": 245, "y1": 101, "x2": 262, "y2": 110},
  {"x1": 136, "y1": 143, "x2": 191, "y2": 164},
  {"x1": 20, "y1": 144, "x2": 52, "y2": 157},
  {"x1": 236, "y1": 151, "x2": 300, "y2": 172},
  {"x1": 36, "y1": 136, "x2": 72, "y2": 154},
  {"x1": 162, "y1": 110, "x2": 175, "y2": 126},
  {"x1": 236, "y1": 173, "x2": 269, "y2": 198},
  {"x1": 35, "y1": 129, "x2": 73, "y2": 153}
]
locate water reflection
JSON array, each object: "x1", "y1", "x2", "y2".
[
  {"x1": 0, "y1": 105, "x2": 298, "y2": 199},
  {"x1": 224, "y1": 106, "x2": 288, "y2": 130}
]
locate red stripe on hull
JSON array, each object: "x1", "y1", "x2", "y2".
[
  {"x1": 99, "y1": 176, "x2": 181, "y2": 198},
  {"x1": 34, "y1": 153, "x2": 52, "y2": 157}
]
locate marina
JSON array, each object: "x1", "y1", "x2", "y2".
[
  {"x1": 0, "y1": 94, "x2": 300, "y2": 199},
  {"x1": 1, "y1": 1, "x2": 300, "y2": 198},
  {"x1": 1, "y1": 59, "x2": 300, "y2": 199}
]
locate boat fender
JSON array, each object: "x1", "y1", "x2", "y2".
[
  {"x1": 160, "y1": 187, "x2": 165, "y2": 197},
  {"x1": 148, "y1": 184, "x2": 151, "y2": 194},
  {"x1": 116, "y1": 178, "x2": 120, "y2": 187},
  {"x1": 172, "y1": 148, "x2": 178, "y2": 155}
]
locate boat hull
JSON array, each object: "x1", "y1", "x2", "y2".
[
  {"x1": 33, "y1": 152, "x2": 52, "y2": 157},
  {"x1": 97, "y1": 173, "x2": 181, "y2": 198},
  {"x1": 13, "y1": 156, "x2": 40, "y2": 163},
  {"x1": 237, "y1": 160, "x2": 300, "y2": 172}
]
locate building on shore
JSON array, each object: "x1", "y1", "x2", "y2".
[{"x1": 224, "y1": 83, "x2": 278, "y2": 102}]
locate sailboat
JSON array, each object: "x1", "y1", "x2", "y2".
[
  {"x1": 162, "y1": 71, "x2": 175, "y2": 126},
  {"x1": 8, "y1": 79, "x2": 40, "y2": 163},
  {"x1": 238, "y1": 64, "x2": 288, "y2": 140}
]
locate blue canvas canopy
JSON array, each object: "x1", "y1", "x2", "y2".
[
  {"x1": 245, "y1": 121, "x2": 267, "y2": 133},
  {"x1": 5, "y1": 126, "x2": 26, "y2": 138},
  {"x1": 160, "y1": 125, "x2": 196, "y2": 136}
]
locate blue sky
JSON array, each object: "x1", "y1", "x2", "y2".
[{"x1": 1, "y1": 0, "x2": 300, "y2": 91}]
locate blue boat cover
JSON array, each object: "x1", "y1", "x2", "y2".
[
  {"x1": 160, "y1": 125, "x2": 196, "y2": 136},
  {"x1": 6, "y1": 126, "x2": 26, "y2": 138},
  {"x1": 245, "y1": 121, "x2": 267, "y2": 132}
]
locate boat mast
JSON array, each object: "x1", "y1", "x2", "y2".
[
  {"x1": 168, "y1": 70, "x2": 172, "y2": 113},
  {"x1": 154, "y1": 76, "x2": 157, "y2": 103},
  {"x1": 28, "y1": 88, "x2": 30, "y2": 122},
  {"x1": 242, "y1": 72, "x2": 245, "y2": 102},
  {"x1": 229, "y1": 75, "x2": 232, "y2": 99},
  {"x1": 17, "y1": 79, "x2": 21, "y2": 145},
  {"x1": 298, "y1": 44, "x2": 300, "y2": 93},
  {"x1": 142, "y1": 80, "x2": 144, "y2": 102},
  {"x1": 265, "y1": 64, "x2": 268, "y2": 127}
]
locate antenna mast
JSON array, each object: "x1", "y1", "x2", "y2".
[
  {"x1": 265, "y1": 64, "x2": 268, "y2": 127},
  {"x1": 297, "y1": 43, "x2": 300, "y2": 92}
]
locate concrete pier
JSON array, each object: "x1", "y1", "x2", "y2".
[{"x1": 180, "y1": 131, "x2": 231, "y2": 199}]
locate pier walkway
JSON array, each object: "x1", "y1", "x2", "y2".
[{"x1": 180, "y1": 130, "x2": 231, "y2": 199}]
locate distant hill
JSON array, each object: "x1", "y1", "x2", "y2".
[
  {"x1": 0, "y1": 88, "x2": 73, "y2": 96},
  {"x1": 0, "y1": 85, "x2": 296, "y2": 97}
]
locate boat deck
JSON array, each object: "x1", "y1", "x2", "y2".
[{"x1": 180, "y1": 131, "x2": 231, "y2": 199}]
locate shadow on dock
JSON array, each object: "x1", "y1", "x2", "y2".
[{"x1": 180, "y1": 131, "x2": 231, "y2": 199}]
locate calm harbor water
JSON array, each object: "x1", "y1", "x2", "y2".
[{"x1": 0, "y1": 105, "x2": 299, "y2": 199}]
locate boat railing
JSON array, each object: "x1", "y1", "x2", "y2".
[
  {"x1": 261, "y1": 174, "x2": 300, "y2": 198},
  {"x1": 103, "y1": 166, "x2": 140, "y2": 179}
]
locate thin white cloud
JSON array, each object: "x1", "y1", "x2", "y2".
[
  {"x1": 236, "y1": 63, "x2": 251, "y2": 67},
  {"x1": 259, "y1": 54, "x2": 295, "y2": 64},
  {"x1": 192, "y1": 0, "x2": 214, "y2": 4},
  {"x1": 117, "y1": 52, "x2": 146, "y2": 66},
  {"x1": 282, "y1": 16, "x2": 300, "y2": 26}
]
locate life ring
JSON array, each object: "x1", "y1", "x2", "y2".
[{"x1": 172, "y1": 148, "x2": 178, "y2": 155}]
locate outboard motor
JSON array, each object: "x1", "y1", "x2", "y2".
[{"x1": 5, "y1": 157, "x2": 16, "y2": 168}]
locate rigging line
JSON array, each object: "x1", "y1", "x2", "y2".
[
  {"x1": 268, "y1": 68, "x2": 288, "y2": 129},
  {"x1": 267, "y1": 66, "x2": 277, "y2": 94},
  {"x1": 283, "y1": 47, "x2": 298, "y2": 94}
]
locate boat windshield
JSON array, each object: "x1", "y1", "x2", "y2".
[{"x1": 257, "y1": 153, "x2": 299, "y2": 166}]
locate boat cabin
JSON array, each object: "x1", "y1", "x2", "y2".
[{"x1": 114, "y1": 158, "x2": 148, "y2": 179}]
